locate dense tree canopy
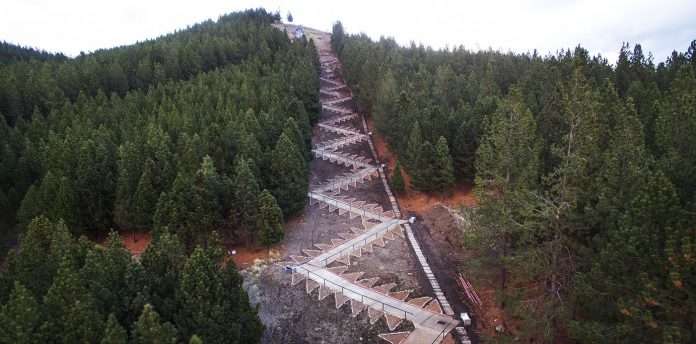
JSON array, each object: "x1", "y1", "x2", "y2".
[
  {"x1": 0, "y1": 8, "x2": 317, "y2": 249},
  {"x1": 0, "y1": 9, "x2": 315, "y2": 342},
  {"x1": 0, "y1": 217, "x2": 262, "y2": 343},
  {"x1": 334, "y1": 25, "x2": 696, "y2": 343},
  {"x1": 0, "y1": 41, "x2": 67, "y2": 65}
]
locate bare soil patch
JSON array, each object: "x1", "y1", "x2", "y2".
[{"x1": 92, "y1": 230, "x2": 152, "y2": 256}]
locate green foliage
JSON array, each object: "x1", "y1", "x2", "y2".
[
  {"x1": 132, "y1": 159, "x2": 159, "y2": 229},
  {"x1": 390, "y1": 160, "x2": 405, "y2": 194},
  {"x1": 0, "y1": 218, "x2": 261, "y2": 343},
  {"x1": 336, "y1": 26, "x2": 696, "y2": 341},
  {"x1": 101, "y1": 314, "x2": 127, "y2": 344},
  {"x1": 257, "y1": 189, "x2": 284, "y2": 246},
  {"x1": 0, "y1": 282, "x2": 42, "y2": 344},
  {"x1": 232, "y1": 157, "x2": 260, "y2": 239},
  {"x1": 0, "y1": 8, "x2": 316, "y2": 249},
  {"x1": 411, "y1": 140, "x2": 435, "y2": 191},
  {"x1": 405, "y1": 121, "x2": 423, "y2": 168},
  {"x1": 433, "y1": 136, "x2": 455, "y2": 192},
  {"x1": 331, "y1": 21, "x2": 345, "y2": 55},
  {"x1": 133, "y1": 304, "x2": 177, "y2": 344},
  {"x1": 269, "y1": 133, "x2": 308, "y2": 216}
]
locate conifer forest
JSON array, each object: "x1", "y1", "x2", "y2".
[{"x1": 0, "y1": 5, "x2": 695, "y2": 344}]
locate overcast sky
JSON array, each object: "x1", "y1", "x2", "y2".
[{"x1": 2, "y1": 0, "x2": 694, "y2": 64}]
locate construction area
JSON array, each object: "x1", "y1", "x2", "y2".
[{"x1": 241, "y1": 25, "x2": 473, "y2": 344}]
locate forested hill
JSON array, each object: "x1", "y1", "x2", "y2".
[
  {"x1": 0, "y1": 8, "x2": 318, "y2": 245},
  {"x1": 0, "y1": 41, "x2": 68, "y2": 65},
  {"x1": 0, "y1": 8, "x2": 317, "y2": 343},
  {"x1": 333, "y1": 22, "x2": 696, "y2": 343}
]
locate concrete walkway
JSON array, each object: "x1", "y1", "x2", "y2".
[{"x1": 288, "y1": 27, "x2": 460, "y2": 344}]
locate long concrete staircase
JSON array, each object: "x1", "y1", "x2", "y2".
[{"x1": 286, "y1": 29, "x2": 461, "y2": 344}]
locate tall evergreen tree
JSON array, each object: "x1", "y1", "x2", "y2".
[
  {"x1": 411, "y1": 140, "x2": 435, "y2": 191},
  {"x1": 282, "y1": 117, "x2": 308, "y2": 162},
  {"x1": 269, "y1": 133, "x2": 307, "y2": 216},
  {"x1": 0, "y1": 282, "x2": 42, "y2": 344},
  {"x1": 43, "y1": 258, "x2": 104, "y2": 344},
  {"x1": 2, "y1": 216, "x2": 73, "y2": 298},
  {"x1": 405, "y1": 121, "x2": 423, "y2": 169},
  {"x1": 101, "y1": 314, "x2": 127, "y2": 344},
  {"x1": 16, "y1": 183, "x2": 40, "y2": 227},
  {"x1": 187, "y1": 156, "x2": 223, "y2": 244},
  {"x1": 257, "y1": 190, "x2": 284, "y2": 246},
  {"x1": 390, "y1": 160, "x2": 406, "y2": 194},
  {"x1": 232, "y1": 157, "x2": 260, "y2": 240},
  {"x1": 132, "y1": 159, "x2": 158, "y2": 229},
  {"x1": 655, "y1": 65, "x2": 696, "y2": 204},
  {"x1": 133, "y1": 304, "x2": 177, "y2": 344},
  {"x1": 433, "y1": 136, "x2": 455, "y2": 192},
  {"x1": 471, "y1": 87, "x2": 540, "y2": 319},
  {"x1": 80, "y1": 231, "x2": 134, "y2": 322},
  {"x1": 139, "y1": 231, "x2": 186, "y2": 320}
]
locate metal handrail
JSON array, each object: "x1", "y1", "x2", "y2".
[
  {"x1": 307, "y1": 191, "x2": 384, "y2": 221},
  {"x1": 430, "y1": 322, "x2": 455, "y2": 344},
  {"x1": 312, "y1": 150, "x2": 375, "y2": 169},
  {"x1": 293, "y1": 265, "x2": 415, "y2": 321},
  {"x1": 310, "y1": 169, "x2": 379, "y2": 194},
  {"x1": 317, "y1": 222, "x2": 396, "y2": 267}
]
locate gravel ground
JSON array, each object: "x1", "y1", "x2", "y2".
[{"x1": 242, "y1": 81, "x2": 427, "y2": 343}]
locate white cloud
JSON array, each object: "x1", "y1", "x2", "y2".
[{"x1": 1, "y1": 0, "x2": 694, "y2": 63}]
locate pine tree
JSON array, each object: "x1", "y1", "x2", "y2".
[
  {"x1": 52, "y1": 175, "x2": 78, "y2": 230},
  {"x1": 43, "y1": 258, "x2": 104, "y2": 343},
  {"x1": 186, "y1": 156, "x2": 223, "y2": 245},
  {"x1": 232, "y1": 157, "x2": 260, "y2": 240},
  {"x1": 101, "y1": 314, "x2": 127, "y2": 344},
  {"x1": 133, "y1": 304, "x2": 177, "y2": 344},
  {"x1": 0, "y1": 282, "x2": 42, "y2": 344},
  {"x1": 153, "y1": 173, "x2": 190, "y2": 235},
  {"x1": 4, "y1": 216, "x2": 74, "y2": 298},
  {"x1": 174, "y1": 247, "x2": 221, "y2": 341},
  {"x1": 433, "y1": 136, "x2": 455, "y2": 192},
  {"x1": 412, "y1": 140, "x2": 435, "y2": 191},
  {"x1": 81, "y1": 231, "x2": 134, "y2": 321},
  {"x1": 331, "y1": 21, "x2": 345, "y2": 55},
  {"x1": 257, "y1": 189, "x2": 284, "y2": 246},
  {"x1": 114, "y1": 142, "x2": 143, "y2": 229},
  {"x1": 282, "y1": 117, "x2": 308, "y2": 162},
  {"x1": 523, "y1": 69, "x2": 600, "y2": 340},
  {"x1": 16, "y1": 183, "x2": 40, "y2": 227},
  {"x1": 139, "y1": 232, "x2": 186, "y2": 319},
  {"x1": 471, "y1": 87, "x2": 540, "y2": 317},
  {"x1": 270, "y1": 133, "x2": 307, "y2": 216},
  {"x1": 133, "y1": 159, "x2": 160, "y2": 229},
  {"x1": 655, "y1": 65, "x2": 696, "y2": 204},
  {"x1": 374, "y1": 70, "x2": 399, "y2": 134},
  {"x1": 390, "y1": 160, "x2": 406, "y2": 194},
  {"x1": 219, "y1": 263, "x2": 263, "y2": 343},
  {"x1": 572, "y1": 171, "x2": 685, "y2": 343},
  {"x1": 405, "y1": 121, "x2": 423, "y2": 169}
]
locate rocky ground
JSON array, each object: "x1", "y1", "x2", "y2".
[{"x1": 240, "y1": 35, "x2": 427, "y2": 342}]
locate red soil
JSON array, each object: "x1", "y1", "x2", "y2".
[
  {"x1": 92, "y1": 230, "x2": 152, "y2": 257},
  {"x1": 228, "y1": 246, "x2": 276, "y2": 269},
  {"x1": 227, "y1": 214, "x2": 306, "y2": 268},
  {"x1": 366, "y1": 116, "x2": 478, "y2": 214}
]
